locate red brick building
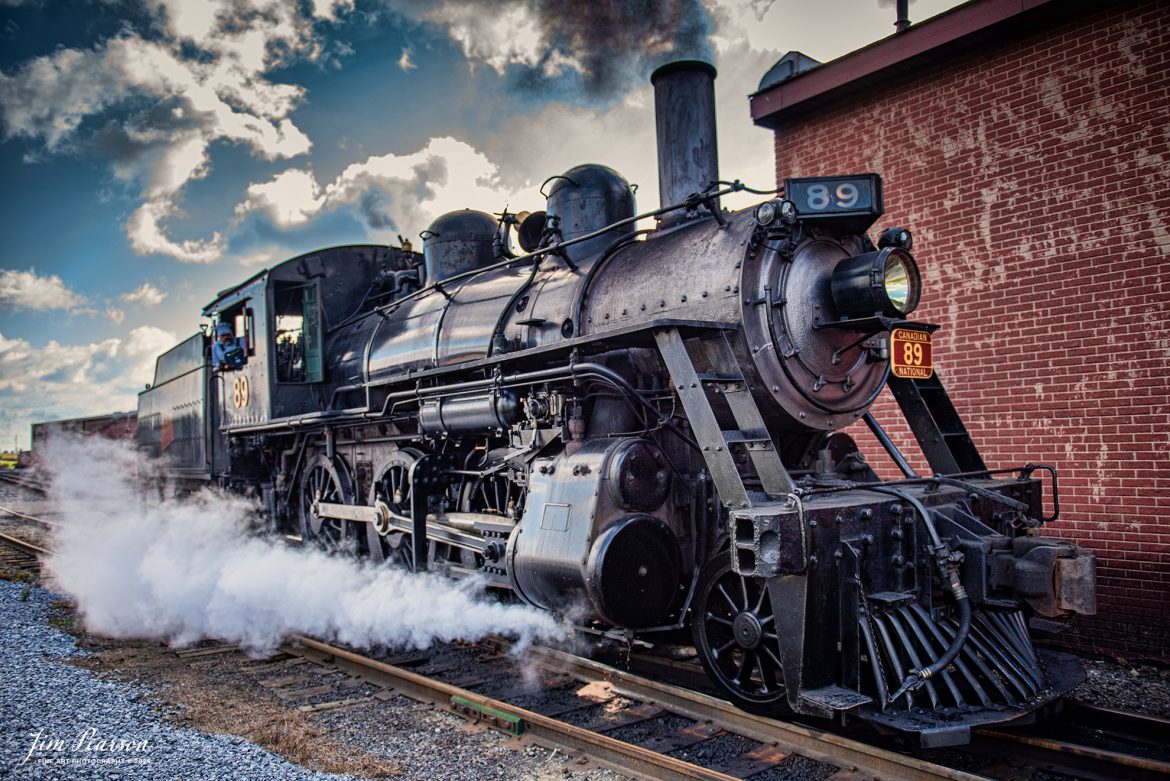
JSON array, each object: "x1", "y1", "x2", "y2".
[{"x1": 751, "y1": 0, "x2": 1169, "y2": 660}]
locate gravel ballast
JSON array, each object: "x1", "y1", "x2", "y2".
[
  {"x1": 0, "y1": 579, "x2": 360, "y2": 781},
  {"x1": 1073, "y1": 657, "x2": 1170, "y2": 717}
]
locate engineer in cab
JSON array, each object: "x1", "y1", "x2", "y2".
[{"x1": 212, "y1": 322, "x2": 246, "y2": 371}]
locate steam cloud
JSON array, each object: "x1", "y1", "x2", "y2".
[{"x1": 42, "y1": 438, "x2": 566, "y2": 654}]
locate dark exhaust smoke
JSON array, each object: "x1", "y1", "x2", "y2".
[{"x1": 459, "y1": 0, "x2": 715, "y2": 99}]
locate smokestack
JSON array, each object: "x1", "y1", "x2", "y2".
[
  {"x1": 895, "y1": 0, "x2": 911, "y2": 32},
  {"x1": 651, "y1": 60, "x2": 718, "y2": 227}
]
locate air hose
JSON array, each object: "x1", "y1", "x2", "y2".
[{"x1": 867, "y1": 485, "x2": 972, "y2": 704}]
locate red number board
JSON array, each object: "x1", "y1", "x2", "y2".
[{"x1": 891, "y1": 328, "x2": 933, "y2": 379}]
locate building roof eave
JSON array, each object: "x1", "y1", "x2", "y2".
[{"x1": 750, "y1": 0, "x2": 1106, "y2": 129}]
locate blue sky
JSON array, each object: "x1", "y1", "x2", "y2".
[{"x1": 0, "y1": 0, "x2": 963, "y2": 449}]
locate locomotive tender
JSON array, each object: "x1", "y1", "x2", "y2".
[{"x1": 136, "y1": 61, "x2": 1096, "y2": 746}]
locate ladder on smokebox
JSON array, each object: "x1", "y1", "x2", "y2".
[
  {"x1": 654, "y1": 328, "x2": 795, "y2": 512},
  {"x1": 658, "y1": 327, "x2": 874, "y2": 716}
]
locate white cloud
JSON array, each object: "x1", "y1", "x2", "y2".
[
  {"x1": 705, "y1": 0, "x2": 781, "y2": 54},
  {"x1": 127, "y1": 200, "x2": 225, "y2": 263},
  {"x1": 309, "y1": 0, "x2": 354, "y2": 22},
  {"x1": 144, "y1": 0, "x2": 224, "y2": 44},
  {"x1": 704, "y1": 0, "x2": 969, "y2": 62},
  {"x1": 232, "y1": 247, "x2": 284, "y2": 269},
  {"x1": 229, "y1": 1, "x2": 802, "y2": 247},
  {"x1": 0, "y1": 333, "x2": 116, "y2": 394},
  {"x1": 469, "y1": 44, "x2": 782, "y2": 219},
  {"x1": 105, "y1": 307, "x2": 126, "y2": 325},
  {"x1": 237, "y1": 135, "x2": 528, "y2": 237},
  {"x1": 425, "y1": 2, "x2": 582, "y2": 78},
  {"x1": 237, "y1": 168, "x2": 324, "y2": 228},
  {"x1": 419, "y1": 0, "x2": 721, "y2": 97},
  {"x1": 236, "y1": 40, "x2": 783, "y2": 243},
  {"x1": 125, "y1": 325, "x2": 178, "y2": 362},
  {"x1": 0, "y1": 268, "x2": 88, "y2": 312},
  {"x1": 0, "y1": 1, "x2": 333, "y2": 263},
  {"x1": 121, "y1": 282, "x2": 169, "y2": 307},
  {"x1": 398, "y1": 47, "x2": 417, "y2": 72},
  {"x1": 0, "y1": 325, "x2": 178, "y2": 448}
]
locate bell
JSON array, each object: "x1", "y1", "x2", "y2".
[{"x1": 517, "y1": 211, "x2": 547, "y2": 253}]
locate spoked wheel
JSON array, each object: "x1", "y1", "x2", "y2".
[
  {"x1": 368, "y1": 450, "x2": 419, "y2": 569},
  {"x1": 452, "y1": 470, "x2": 524, "y2": 572},
  {"x1": 460, "y1": 471, "x2": 524, "y2": 519},
  {"x1": 692, "y1": 556, "x2": 792, "y2": 716},
  {"x1": 298, "y1": 454, "x2": 358, "y2": 552}
]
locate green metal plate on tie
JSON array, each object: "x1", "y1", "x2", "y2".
[{"x1": 450, "y1": 694, "x2": 526, "y2": 736}]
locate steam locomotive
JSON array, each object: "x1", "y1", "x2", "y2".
[{"x1": 136, "y1": 61, "x2": 1096, "y2": 746}]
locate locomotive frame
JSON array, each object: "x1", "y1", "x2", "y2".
[{"x1": 135, "y1": 61, "x2": 1096, "y2": 747}]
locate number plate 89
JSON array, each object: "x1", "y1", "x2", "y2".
[{"x1": 890, "y1": 328, "x2": 933, "y2": 379}]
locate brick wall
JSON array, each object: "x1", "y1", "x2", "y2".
[{"x1": 772, "y1": 1, "x2": 1170, "y2": 659}]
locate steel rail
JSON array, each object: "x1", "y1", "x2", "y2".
[
  {"x1": 291, "y1": 636, "x2": 738, "y2": 781},
  {"x1": 0, "y1": 471, "x2": 46, "y2": 495},
  {"x1": 0, "y1": 529, "x2": 49, "y2": 558},
  {"x1": 513, "y1": 644, "x2": 1170, "y2": 779},
  {"x1": 975, "y1": 727, "x2": 1170, "y2": 780},
  {"x1": 0, "y1": 503, "x2": 59, "y2": 529},
  {"x1": 1064, "y1": 700, "x2": 1170, "y2": 741}
]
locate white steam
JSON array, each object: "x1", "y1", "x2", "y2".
[{"x1": 42, "y1": 438, "x2": 566, "y2": 654}]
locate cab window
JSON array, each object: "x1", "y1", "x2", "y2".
[
  {"x1": 274, "y1": 283, "x2": 322, "y2": 383},
  {"x1": 230, "y1": 307, "x2": 256, "y2": 355}
]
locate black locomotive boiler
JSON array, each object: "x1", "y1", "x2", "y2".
[{"x1": 135, "y1": 61, "x2": 1096, "y2": 746}]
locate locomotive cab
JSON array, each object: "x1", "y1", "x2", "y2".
[{"x1": 201, "y1": 244, "x2": 423, "y2": 434}]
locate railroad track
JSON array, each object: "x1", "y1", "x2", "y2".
[
  {"x1": 970, "y1": 701, "x2": 1170, "y2": 781},
  {"x1": 224, "y1": 635, "x2": 1170, "y2": 781},
  {"x1": 590, "y1": 639, "x2": 1170, "y2": 780},
  {"x1": 4, "y1": 500, "x2": 1167, "y2": 780},
  {"x1": 0, "y1": 502, "x2": 59, "y2": 531},
  {"x1": 0, "y1": 529, "x2": 49, "y2": 571},
  {"x1": 0, "y1": 470, "x2": 55, "y2": 550},
  {"x1": 0, "y1": 496, "x2": 53, "y2": 570},
  {"x1": 0, "y1": 501, "x2": 58, "y2": 567},
  {"x1": 0, "y1": 470, "x2": 46, "y2": 495},
  {"x1": 259, "y1": 636, "x2": 974, "y2": 781}
]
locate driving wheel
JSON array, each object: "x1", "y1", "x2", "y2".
[
  {"x1": 367, "y1": 449, "x2": 420, "y2": 569},
  {"x1": 692, "y1": 555, "x2": 792, "y2": 715},
  {"x1": 298, "y1": 453, "x2": 358, "y2": 552}
]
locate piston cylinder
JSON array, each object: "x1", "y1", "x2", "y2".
[{"x1": 506, "y1": 438, "x2": 682, "y2": 628}]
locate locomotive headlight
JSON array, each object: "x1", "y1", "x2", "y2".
[
  {"x1": 883, "y1": 252, "x2": 914, "y2": 311},
  {"x1": 831, "y1": 247, "x2": 921, "y2": 318},
  {"x1": 755, "y1": 201, "x2": 777, "y2": 226}
]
